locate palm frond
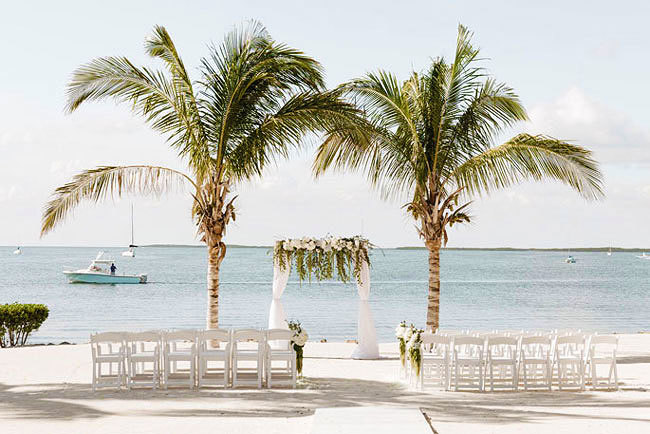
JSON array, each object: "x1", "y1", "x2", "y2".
[
  {"x1": 41, "y1": 165, "x2": 195, "y2": 236},
  {"x1": 449, "y1": 133, "x2": 604, "y2": 200},
  {"x1": 228, "y1": 89, "x2": 365, "y2": 180}
]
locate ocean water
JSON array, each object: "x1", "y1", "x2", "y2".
[{"x1": 2, "y1": 247, "x2": 649, "y2": 344}]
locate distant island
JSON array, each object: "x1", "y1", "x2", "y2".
[
  {"x1": 396, "y1": 247, "x2": 650, "y2": 252},
  {"x1": 140, "y1": 244, "x2": 650, "y2": 252}
]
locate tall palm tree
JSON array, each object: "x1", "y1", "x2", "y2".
[
  {"x1": 313, "y1": 25, "x2": 604, "y2": 331},
  {"x1": 41, "y1": 22, "x2": 361, "y2": 330}
]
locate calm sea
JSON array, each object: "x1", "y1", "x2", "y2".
[{"x1": 2, "y1": 247, "x2": 649, "y2": 344}]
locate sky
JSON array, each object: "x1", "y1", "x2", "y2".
[{"x1": 1, "y1": 0, "x2": 649, "y2": 248}]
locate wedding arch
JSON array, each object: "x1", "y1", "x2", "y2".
[{"x1": 268, "y1": 236, "x2": 379, "y2": 359}]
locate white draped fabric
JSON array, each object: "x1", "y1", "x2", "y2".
[
  {"x1": 350, "y1": 260, "x2": 380, "y2": 359},
  {"x1": 269, "y1": 261, "x2": 290, "y2": 330},
  {"x1": 268, "y1": 261, "x2": 291, "y2": 349}
]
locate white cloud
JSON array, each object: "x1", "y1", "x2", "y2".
[{"x1": 525, "y1": 87, "x2": 650, "y2": 166}]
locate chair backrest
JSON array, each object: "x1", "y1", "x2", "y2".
[
  {"x1": 487, "y1": 336, "x2": 518, "y2": 358},
  {"x1": 589, "y1": 335, "x2": 617, "y2": 357},
  {"x1": 435, "y1": 329, "x2": 464, "y2": 336},
  {"x1": 520, "y1": 335, "x2": 551, "y2": 359},
  {"x1": 266, "y1": 328, "x2": 293, "y2": 342},
  {"x1": 556, "y1": 334, "x2": 585, "y2": 345},
  {"x1": 453, "y1": 336, "x2": 484, "y2": 347},
  {"x1": 91, "y1": 332, "x2": 125, "y2": 344},
  {"x1": 554, "y1": 328, "x2": 581, "y2": 336},
  {"x1": 126, "y1": 331, "x2": 161, "y2": 343},
  {"x1": 590, "y1": 335, "x2": 617, "y2": 346},
  {"x1": 164, "y1": 330, "x2": 197, "y2": 342},
  {"x1": 421, "y1": 333, "x2": 449, "y2": 346},
  {"x1": 201, "y1": 328, "x2": 231, "y2": 342},
  {"x1": 233, "y1": 328, "x2": 264, "y2": 343},
  {"x1": 487, "y1": 336, "x2": 517, "y2": 347}
]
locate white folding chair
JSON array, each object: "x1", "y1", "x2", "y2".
[
  {"x1": 265, "y1": 329, "x2": 296, "y2": 388},
  {"x1": 163, "y1": 330, "x2": 197, "y2": 389},
  {"x1": 555, "y1": 334, "x2": 586, "y2": 390},
  {"x1": 486, "y1": 336, "x2": 518, "y2": 391},
  {"x1": 419, "y1": 333, "x2": 450, "y2": 390},
  {"x1": 452, "y1": 336, "x2": 484, "y2": 391},
  {"x1": 197, "y1": 329, "x2": 231, "y2": 388},
  {"x1": 125, "y1": 331, "x2": 161, "y2": 390},
  {"x1": 519, "y1": 335, "x2": 553, "y2": 390},
  {"x1": 587, "y1": 335, "x2": 618, "y2": 390},
  {"x1": 231, "y1": 329, "x2": 265, "y2": 389},
  {"x1": 90, "y1": 332, "x2": 127, "y2": 391}
]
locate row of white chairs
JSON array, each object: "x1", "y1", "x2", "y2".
[
  {"x1": 90, "y1": 328, "x2": 297, "y2": 391},
  {"x1": 411, "y1": 330, "x2": 618, "y2": 392}
]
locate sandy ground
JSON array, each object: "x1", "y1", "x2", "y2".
[{"x1": 1, "y1": 334, "x2": 649, "y2": 433}]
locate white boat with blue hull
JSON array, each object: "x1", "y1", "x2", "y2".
[{"x1": 64, "y1": 252, "x2": 147, "y2": 284}]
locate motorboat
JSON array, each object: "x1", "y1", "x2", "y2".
[
  {"x1": 565, "y1": 255, "x2": 576, "y2": 263},
  {"x1": 13, "y1": 247, "x2": 21, "y2": 255},
  {"x1": 63, "y1": 251, "x2": 147, "y2": 284},
  {"x1": 637, "y1": 252, "x2": 650, "y2": 260},
  {"x1": 122, "y1": 204, "x2": 137, "y2": 257}
]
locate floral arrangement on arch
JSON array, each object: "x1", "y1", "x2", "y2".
[{"x1": 274, "y1": 236, "x2": 371, "y2": 284}]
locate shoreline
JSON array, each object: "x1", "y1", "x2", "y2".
[{"x1": 9, "y1": 329, "x2": 650, "y2": 348}]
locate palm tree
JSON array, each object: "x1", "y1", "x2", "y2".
[
  {"x1": 41, "y1": 22, "x2": 361, "y2": 330},
  {"x1": 313, "y1": 25, "x2": 604, "y2": 331}
]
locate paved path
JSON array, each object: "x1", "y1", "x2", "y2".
[{"x1": 311, "y1": 407, "x2": 431, "y2": 434}]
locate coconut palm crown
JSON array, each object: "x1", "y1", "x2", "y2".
[
  {"x1": 314, "y1": 25, "x2": 604, "y2": 331},
  {"x1": 41, "y1": 22, "x2": 362, "y2": 330}
]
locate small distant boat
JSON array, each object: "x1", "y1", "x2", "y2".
[
  {"x1": 607, "y1": 246, "x2": 612, "y2": 256},
  {"x1": 637, "y1": 252, "x2": 650, "y2": 260},
  {"x1": 565, "y1": 255, "x2": 576, "y2": 263},
  {"x1": 64, "y1": 251, "x2": 147, "y2": 284},
  {"x1": 122, "y1": 204, "x2": 137, "y2": 257},
  {"x1": 13, "y1": 247, "x2": 21, "y2": 255}
]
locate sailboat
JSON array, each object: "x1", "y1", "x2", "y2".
[
  {"x1": 122, "y1": 204, "x2": 137, "y2": 257},
  {"x1": 607, "y1": 246, "x2": 612, "y2": 256}
]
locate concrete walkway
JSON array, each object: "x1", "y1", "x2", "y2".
[{"x1": 310, "y1": 407, "x2": 432, "y2": 433}]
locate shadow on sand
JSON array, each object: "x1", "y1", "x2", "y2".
[{"x1": 1, "y1": 377, "x2": 649, "y2": 426}]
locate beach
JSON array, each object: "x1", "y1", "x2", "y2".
[{"x1": 1, "y1": 335, "x2": 649, "y2": 433}]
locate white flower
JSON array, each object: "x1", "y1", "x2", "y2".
[
  {"x1": 282, "y1": 241, "x2": 293, "y2": 251},
  {"x1": 346, "y1": 241, "x2": 353, "y2": 250},
  {"x1": 306, "y1": 241, "x2": 316, "y2": 251},
  {"x1": 354, "y1": 239, "x2": 360, "y2": 249},
  {"x1": 292, "y1": 329, "x2": 309, "y2": 346},
  {"x1": 395, "y1": 324, "x2": 407, "y2": 339}
]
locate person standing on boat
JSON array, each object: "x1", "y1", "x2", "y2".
[{"x1": 110, "y1": 263, "x2": 116, "y2": 276}]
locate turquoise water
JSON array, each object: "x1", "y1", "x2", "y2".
[{"x1": 2, "y1": 247, "x2": 649, "y2": 344}]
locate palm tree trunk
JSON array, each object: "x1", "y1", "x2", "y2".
[
  {"x1": 206, "y1": 240, "x2": 226, "y2": 331},
  {"x1": 425, "y1": 238, "x2": 442, "y2": 332}
]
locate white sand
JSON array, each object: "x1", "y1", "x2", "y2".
[{"x1": 1, "y1": 334, "x2": 649, "y2": 433}]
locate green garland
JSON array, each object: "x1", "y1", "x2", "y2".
[{"x1": 274, "y1": 236, "x2": 371, "y2": 284}]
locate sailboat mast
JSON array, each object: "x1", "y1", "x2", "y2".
[{"x1": 130, "y1": 203, "x2": 134, "y2": 246}]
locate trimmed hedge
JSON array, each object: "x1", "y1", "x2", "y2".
[{"x1": 0, "y1": 303, "x2": 49, "y2": 347}]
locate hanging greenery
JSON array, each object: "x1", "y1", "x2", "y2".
[{"x1": 274, "y1": 236, "x2": 371, "y2": 284}]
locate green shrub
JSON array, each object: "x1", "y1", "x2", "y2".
[{"x1": 0, "y1": 303, "x2": 49, "y2": 347}]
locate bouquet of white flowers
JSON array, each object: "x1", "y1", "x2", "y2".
[
  {"x1": 287, "y1": 320, "x2": 308, "y2": 376},
  {"x1": 407, "y1": 327, "x2": 424, "y2": 377},
  {"x1": 395, "y1": 321, "x2": 408, "y2": 368}
]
